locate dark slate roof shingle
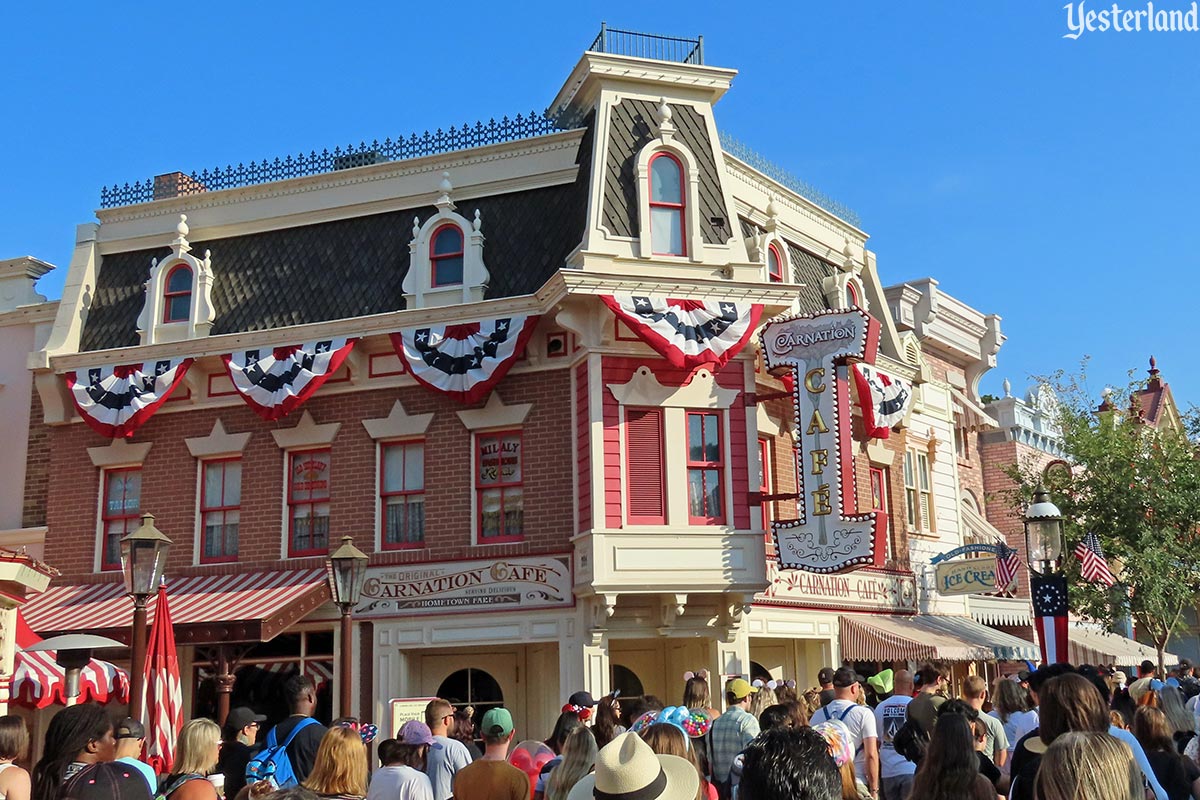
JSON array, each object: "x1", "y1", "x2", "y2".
[{"x1": 80, "y1": 121, "x2": 595, "y2": 352}]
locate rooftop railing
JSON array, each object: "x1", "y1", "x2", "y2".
[
  {"x1": 589, "y1": 22, "x2": 704, "y2": 65},
  {"x1": 98, "y1": 111, "x2": 571, "y2": 208},
  {"x1": 720, "y1": 134, "x2": 862, "y2": 228}
]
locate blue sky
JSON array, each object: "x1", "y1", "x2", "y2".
[{"x1": 2, "y1": 1, "x2": 1197, "y2": 410}]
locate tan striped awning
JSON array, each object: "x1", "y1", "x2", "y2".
[
  {"x1": 22, "y1": 568, "x2": 330, "y2": 645},
  {"x1": 841, "y1": 615, "x2": 992, "y2": 662},
  {"x1": 1069, "y1": 624, "x2": 1178, "y2": 668}
]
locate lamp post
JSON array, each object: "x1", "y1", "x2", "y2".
[
  {"x1": 328, "y1": 536, "x2": 368, "y2": 718},
  {"x1": 1024, "y1": 486, "x2": 1064, "y2": 576},
  {"x1": 120, "y1": 513, "x2": 172, "y2": 721}
]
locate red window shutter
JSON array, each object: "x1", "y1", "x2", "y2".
[{"x1": 626, "y1": 408, "x2": 666, "y2": 524}]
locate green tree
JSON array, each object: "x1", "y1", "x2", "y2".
[{"x1": 1009, "y1": 367, "x2": 1200, "y2": 672}]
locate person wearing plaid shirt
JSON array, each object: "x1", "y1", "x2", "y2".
[{"x1": 708, "y1": 678, "x2": 761, "y2": 800}]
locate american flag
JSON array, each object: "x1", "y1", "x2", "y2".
[
  {"x1": 142, "y1": 585, "x2": 183, "y2": 775},
  {"x1": 996, "y1": 545, "x2": 1022, "y2": 592},
  {"x1": 1032, "y1": 574, "x2": 1071, "y2": 664},
  {"x1": 1074, "y1": 532, "x2": 1116, "y2": 587}
]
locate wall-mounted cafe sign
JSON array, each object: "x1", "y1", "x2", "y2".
[
  {"x1": 934, "y1": 557, "x2": 999, "y2": 595},
  {"x1": 759, "y1": 308, "x2": 885, "y2": 574},
  {"x1": 355, "y1": 555, "x2": 572, "y2": 617}
]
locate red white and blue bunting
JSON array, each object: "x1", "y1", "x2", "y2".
[
  {"x1": 851, "y1": 363, "x2": 913, "y2": 439},
  {"x1": 66, "y1": 358, "x2": 193, "y2": 439},
  {"x1": 391, "y1": 315, "x2": 539, "y2": 404},
  {"x1": 222, "y1": 338, "x2": 357, "y2": 421},
  {"x1": 600, "y1": 295, "x2": 764, "y2": 370}
]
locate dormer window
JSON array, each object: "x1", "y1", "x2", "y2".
[
  {"x1": 431, "y1": 224, "x2": 465, "y2": 287},
  {"x1": 649, "y1": 153, "x2": 686, "y2": 256},
  {"x1": 163, "y1": 264, "x2": 193, "y2": 323},
  {"x1": 767, "y1": 244, "x2": 784, "y2": 283}
]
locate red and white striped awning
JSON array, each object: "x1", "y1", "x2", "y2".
[
  {"x1": 9, "y1": 611, "x2": 130, "y2": 709},
  {"x1": 22, "y1": 569, "x2": 331, "y2": 645}
]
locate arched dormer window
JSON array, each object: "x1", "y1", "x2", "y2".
[
  {"x1": 136, "y1": 215, "x2": 216, "y2": 345},
  {"x1": 163, "y1": 264, "x2": 193, "y2": 323},
  {"x1": 767, "y1": 244, "x2": 784, "y2": 283},
  {"x1": 649, "y1": 152, "x2": 686, "y2": 256},
  {"x1": 846, "y1": 281, "x2": 859, "y2": 308},
  {"x1": 430, "y1": 224, "x2": 465, "y2": 287}
]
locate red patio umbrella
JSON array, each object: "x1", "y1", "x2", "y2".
[{"x1": 142, "y1": 584, "x2": 183, "y2": 775}]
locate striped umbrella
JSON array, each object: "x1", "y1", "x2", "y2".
[{"x1": 142, "y1": 584, "x2": 183, "y2": 775}]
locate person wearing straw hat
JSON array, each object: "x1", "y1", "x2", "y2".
[{"x1": 567, "y1": 732, "x2": 699, "y2": 800}]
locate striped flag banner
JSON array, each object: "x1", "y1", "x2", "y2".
[
  {"x1": 1074, "y1": 532, "x2": 1117, "y2": 587},
  {"x1": 142, "y1": 585, "x2": 183, "y2": 775},
  {"x1": 1032, "y1": 574, "x2": 1070, "y2": 664},
  {"x1": 996, "y1": 545, "x2": 1022, "y2": 592}
]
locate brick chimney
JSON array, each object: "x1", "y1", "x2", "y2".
[{"x1": 153, "y1": 172, "x2": 207, "y2": 201}]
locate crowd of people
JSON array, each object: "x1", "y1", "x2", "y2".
[{"x1": 10, "y1": 661, "x2": 1200, "y2": 800}]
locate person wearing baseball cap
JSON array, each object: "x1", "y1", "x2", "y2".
[
  {"x1": 113, "y1": 718, "x2": 156, "y2": 792},
  {"x1": 567, "y1": 732, "x2": 700, "y2": 800},
  {"x1": 817, "y1": 667, "x2": 837, "y2": 707},
  {"x1": 366, "y1": 725, "x2": 434, "y2": 800},
  {"x1": 218, "y1": 707, "x2": 266, "y2": 800},
  {"x1": 813, "y1": 668, "x2": 879, "y2": 799},
  {"x1": 708, "y1": 678, "x2": 760, "y2": 799},
  {"x1": 448, "y1": 708, "x2": 526, "y2": 800}
]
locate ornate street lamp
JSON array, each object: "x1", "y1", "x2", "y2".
[
  {"x1": 328, "y1": 536, "x2": 368, "y2": 717},
  {"x1": 120, "y1": 513, "x2": 172, "y2": 721},
  {"x1": 1024, "y1": 486, "x2": 1064, "y2": 575}
]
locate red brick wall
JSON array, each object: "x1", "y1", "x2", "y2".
[
  {"x1": 23, "y1": 386, "x2": 50, "y2": 528},
  {"x1": 43, "y1": 370, "x2": 575, "y2": 582},
  {"x1": 979, "y1": 438, "x2": 1055, "y2": 598}
]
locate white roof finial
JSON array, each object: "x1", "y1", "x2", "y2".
[
  {"x1": 176, "y1": 214, "x2": 189, "y2": 238},
  {"x1": 1003, "y1": 378, "x2": 1012, "y2": 397}
]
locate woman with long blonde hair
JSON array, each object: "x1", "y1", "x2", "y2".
[
  {"x1": 543, "y1": 727, "x2": 596, "y2": 800},
  {"x1": 304, "y1": 727, "x2": 368, "y2": 800},
  {"x1": 162, "y1": 718, "x2": 222, "y2": 800},
  {"x1": 1034, "y1": 731, "x2": 1142, "y2": 800}
]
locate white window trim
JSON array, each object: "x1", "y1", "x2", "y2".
[{"x1": 634, "y1": 100, "x2": 705, "y2": 262}]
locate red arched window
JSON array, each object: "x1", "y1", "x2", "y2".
[
  {"x1": 846, "y1": 282, "x2": 860, "y2": 308},
  {"x1": 767, "y1": 244, "x2": 784, "y2": 283},
  {"x1": 649, "y1": 153, "x2": 686, "y2": 256},
  {"x1": 163, "y1": 264, "x2": 192, "y2": 323},
  {"x1": 430, "y1": 224, "x2": 464, "y2": 287}
]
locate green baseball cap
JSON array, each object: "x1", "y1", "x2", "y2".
[{"x1": 481, "y1": 707, "x2": 514, "y2": 737}]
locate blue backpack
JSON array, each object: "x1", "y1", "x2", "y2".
[{"x1": 246, "y1": 717, "x2": 319, "y2": 788}]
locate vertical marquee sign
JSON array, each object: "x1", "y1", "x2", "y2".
[{"x1": 760, "y1": 308, "x2": 886, "y2": 573}]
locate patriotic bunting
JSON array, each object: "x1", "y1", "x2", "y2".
[
  {"x1": 851, "y1": 363, "x2": 913, "y2": 439},
  {"x1": 1074, "y1": 532, "x2": 1117, "y2": 587},
  {"x1": 391, "y1": 315, "x2": 539, "y2": 404},
  {"x1": 601, "y1": 295, "x2": 764, "y2": 370},
  {"x1": 223, "y1": 338, "x2": 356, "y2": 421},
  {"x1": 1032, "y1": 574, "x2": 1070, "y2": 664},
  {"x1": 67, "y1": 358, "x2": 193, "y2": 439}
]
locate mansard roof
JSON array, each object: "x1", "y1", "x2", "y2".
[{"x1": 80, "y1": 124, "x2": 594, "y2": 352}]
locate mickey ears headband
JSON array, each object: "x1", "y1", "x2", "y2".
[
  {"x1": 750, "y1": 678, "x2": 795, "y2": 690},
  {"x1": 683, "y1": 669, "x2": 711, "y2": 682},
  {"x1": 335, "y1": 721, "x2": 379, "y2": 745},
  {"x1": 562, "y1": 703, "x2": 593, "y2": 721}
]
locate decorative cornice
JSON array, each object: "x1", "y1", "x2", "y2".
[
  {"x1": 88, "y1": 438, "x2": 152, "y2": 468},
  {"x1": 726, "y1": 160, "x2": 866, "y2": 240},
  {"x1": 362, "y1": 401, "x2": 434, "y2": 440},
  {"x1": 270, "y1": 411, "x2": 341, "y2": 449},
  {"x1": 185, "y1": 419, "x2": 252, "y2": 459},
  {"x1": 456, "y1": 393, "x2": 533, "y2": 431},
  {"x1": 607, "y1": 366, "x2": 740, "y2": 409},
  {"x1": 96, "y1": 130, "x2": 585, "y2": 226}
]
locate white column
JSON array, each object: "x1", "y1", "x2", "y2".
[{"x1": 0, "y1": 606, "x2": 15, "y2": 715}]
